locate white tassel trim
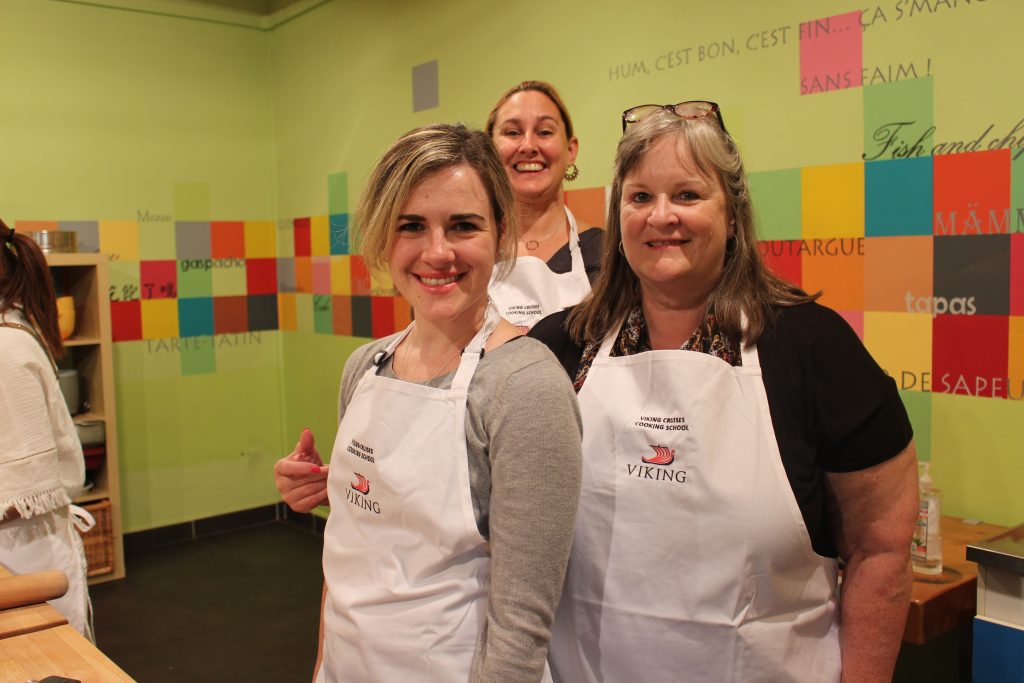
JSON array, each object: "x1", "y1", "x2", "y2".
[{"x1": 1, "y1": 487, "x2": 71, "y2": 519}]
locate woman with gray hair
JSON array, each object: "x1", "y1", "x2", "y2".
[
  {"x1": 278, "y1": 124, "x2": 581, "y2": 682},
  {"x1": 531, "y1": 103, "x2": 918, "y2": 682}
]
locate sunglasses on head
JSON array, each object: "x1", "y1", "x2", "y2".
[{"x1": 621, "y1": 100, "x2": 727, "y2": 134}]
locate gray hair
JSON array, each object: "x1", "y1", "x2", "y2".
[{"x1": 568, "y1": 109, "x2": 814, "y2": 345}]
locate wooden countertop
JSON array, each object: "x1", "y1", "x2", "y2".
[
  {"x1": 903, "y1": 515, "x2": 1007, "y2": 644},
  {"x1": 0, "y1": 601, "x2": 68, "y2": 640},
  {"x1": 0, "y1": 624, "x2": 134, "y2": 682},
  {"x1": 0, "y1": 564, "x2": 135, "y2": 681}
]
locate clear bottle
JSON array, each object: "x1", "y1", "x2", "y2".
[{"x1": 911, "y1": 462, "x2": 943, "y2": 575}]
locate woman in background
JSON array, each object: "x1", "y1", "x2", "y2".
[
  {"x1": 289, "y1": 124, "x2": 581, "y2": 682},
  {"x1": 0, "y1": 218, "x2": 93, "y2": 641},
  {"x1": 531, "y1": 103, "x2": 918, "y2": 682},
  {"x1": 275, "y1": 82, "x2": 602, "y2": 517},
  {"x1": 485, "y1": 80, "x2": 602, "y2": 331}
]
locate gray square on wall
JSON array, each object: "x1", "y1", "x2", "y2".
[
  {"x1": 412, "y1": 59, "x2": 439, "y2": 112},
  {"x1": 59, "y1": 221, "x2": 99, "y2": 253},
  {"x1": 277, "y1": 258, "x2": 296, "y2": 293},
  {"x1": 176, "y1": 221, "x2": 211, "y2": 259}
]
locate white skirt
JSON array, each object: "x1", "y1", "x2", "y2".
[{"x1": 0, "y1": 505, "x2": 94, "y2": 641}]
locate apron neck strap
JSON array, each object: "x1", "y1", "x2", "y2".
[
  {"x1": 595, "y1": 315, "x2": 624, "y2": 360},
  {"x1": 738, "y1": 310, "x2": 760, "y2": 367},
  {"x1": 373, "y1": 324, "x2": 415, "y2": 374},
  {"x1": 563, "y1": 206, "x2": 585, "y2": 273},
  {"x1": 449, "y1": 301, "x2": 500, "y2": 391}
]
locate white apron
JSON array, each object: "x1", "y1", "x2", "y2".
[
  {"x1": 549, "y1": 325, "x2": 841, "y2": 683},
  {"x1": 319, "y1": 305, "x2": 552, "y2": 683},
  {"x1": 489, "y1": 206, "x2": 592, "y2": 332},
  {"x1": 0, "y1": 505, "x2": 94, "y2": 641}
]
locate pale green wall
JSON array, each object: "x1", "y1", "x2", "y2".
[
  {"x1": 115, "y1": 335, "x2": 287, "y2": 530},
  {"x1": 268, "y1": 0, "x2": 1022, "y2": 201},
  {"x1": 0, "y1": 0, "x2": 276, "y2": 219},
  {"x1": 1, "y1": 0, "x2": 283, "y2": 531}
]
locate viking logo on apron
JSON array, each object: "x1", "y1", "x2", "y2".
[
  {"x1": 351, "y1": 474, "x2": 370, "y2": 494},
  {"x1": 642, "y1": 444, "x2": 675, "y2": 465},
  {"x1": 344, "y1": 473, "x2": 379, "y2": 515}
]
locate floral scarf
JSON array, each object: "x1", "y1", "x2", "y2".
[{"x1": 573, "y1": 303, "x2": 741, "y2": 392}]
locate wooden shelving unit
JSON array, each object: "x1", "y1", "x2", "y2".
[{"x1": 46, "y1": 253, "x2": 125, "y2": 584}]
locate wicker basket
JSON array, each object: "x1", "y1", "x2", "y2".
[{"x1": 78, "y1": 499, "x2": 115, "y2": 577}]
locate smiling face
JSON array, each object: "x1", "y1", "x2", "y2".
[
  {"x1": 619, "y1": 134, "x2": 732, "y2": 306},
  {"x1": 388, "y1": 164, "x2": 499, "y2": 330},
  {"x1": 491, "y1": 90, "x2": 578, "y2": 204}
]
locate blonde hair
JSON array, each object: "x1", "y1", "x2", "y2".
[
  {"x1": 568, "y1": 109, "x2": 816, "y2": 346},
  {"x1": 485, "y1": 80, "x2": 575, "y2": 139},
  {"x1": 355, "y1": 124, "x2": 518, "y2": 280}
]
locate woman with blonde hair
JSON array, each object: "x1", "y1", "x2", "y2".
[
  {"x1": 279, "y1": 124, "x2": 582, "y2": 682},
  {"x1": 485, "y1": 80, "x2": 602, "y2": 331}
]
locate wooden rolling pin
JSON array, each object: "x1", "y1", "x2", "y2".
[{"x1": 0, "y1": 570, "x2": 69, "y2": 610}]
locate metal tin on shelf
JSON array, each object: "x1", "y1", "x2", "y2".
[{"x1": 28, "y1": 230, "x2": 77, "y2": 253}]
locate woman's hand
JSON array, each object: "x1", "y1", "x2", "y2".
[{"x1": 274, "y1": 428, "x2": 330, "y2": 512}]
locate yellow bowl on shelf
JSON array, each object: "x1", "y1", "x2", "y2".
[{"x1": 56, "y1": 296, "x2": 76, "y2": 340}]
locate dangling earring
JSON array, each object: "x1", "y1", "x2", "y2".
[
  {"x1": 564, "y1": 163, "x2": 579, "y2": 182},
  {"x1": 618, "y1": 241, "x2": 625, "y2": 256}
]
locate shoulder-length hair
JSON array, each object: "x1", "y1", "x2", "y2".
[
  {"x1": 568, "y1": 110, "x2": 816, "y2": 346},
  {"x1": 355, "y1": 123, "x2": 518, "y2": 281}
]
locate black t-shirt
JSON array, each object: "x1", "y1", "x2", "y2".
[
  {"x1": 545, "y1": 227, "x2": 603, "y2": 283},
  {"x1": 529, "y1": 302, "x2": 914, "y2": 558}
]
